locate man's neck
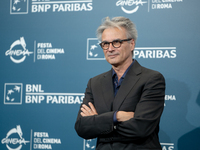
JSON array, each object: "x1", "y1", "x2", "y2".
[{"x1": 112, "y1": 59, "x2": 133, "y2": 81}]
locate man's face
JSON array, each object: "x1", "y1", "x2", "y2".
[{"x1": 101, "y1": 27, "x2": 135, "y2": 67}]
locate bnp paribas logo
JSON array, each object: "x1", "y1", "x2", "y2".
[
  {"x1": 10, "y1": 0, "x2": 29, "y2": 14},
  {"x1": 86, "y1": 38, "x2": 105, "y2": 60},
  {"x1": 116, "y1": 0, "x2": 147, "y2": 14}
]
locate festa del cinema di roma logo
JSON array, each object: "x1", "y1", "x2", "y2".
[
  {"x1": 5, "y1": 37, "x2": 33, "y2": 63},
  {"x1": 1, "y1": 125, "x2": 62, "y2": 150},
  {"x1": 116, "y1": 0, "x2": 147, "y2": 14},
  {"x1": 1, "y1": 125, "x2": 29, "y2": 150}
]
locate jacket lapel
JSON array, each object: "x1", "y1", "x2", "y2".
[
  {"x1": 100, "y1": 70, "x2": 115, "y2": 111},
  {"x1": 112, "y1": 60, "x2": 142, "y2": 110}
]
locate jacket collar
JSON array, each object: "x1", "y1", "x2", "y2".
[{"x1": 101, "y1": 60, "x2": 142, "y2": 111}]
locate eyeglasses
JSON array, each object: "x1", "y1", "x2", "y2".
[{"x1": 99, "y1": 38, "x2": 132, "y2": 50}]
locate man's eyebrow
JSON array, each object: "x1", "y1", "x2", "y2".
[{"x1": 101, "y1": 39, "x2": 121, "y2": 43}]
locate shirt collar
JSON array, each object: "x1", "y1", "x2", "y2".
[{"x1": 112, "y1": 59, "x2": 135, "y2": 78}]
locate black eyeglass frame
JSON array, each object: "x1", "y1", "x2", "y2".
[{"x1": 99, "y1": 38, "x2": 132, "y2": 50}]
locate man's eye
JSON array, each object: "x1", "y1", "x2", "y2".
[
  {"x1": 104, "y1": 42, "x2": 109, "y2": 45},
  {"x1": 113, "y1": 40, "x2": 120, "y2": 44}
]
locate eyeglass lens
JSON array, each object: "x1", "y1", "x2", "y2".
[{"x1": 100, "y1": 39, "x2": 132, "y2": 50}]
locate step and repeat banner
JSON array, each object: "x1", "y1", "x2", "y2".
[{"x1": 0, "y1": 0, "x2": 200, "y2": 150}]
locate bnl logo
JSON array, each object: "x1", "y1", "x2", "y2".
[
  {"x1": 10, "y1": 0, "x2": 29, "y2": 14},
  {"x1": 86, "y1": 38, "x2": 105, "y2": 60},
  {"x1": 4, "y1": 83, "x2": 23, "y2": 105},
  {"x1": 84, "y1": 139, "x2": 96, "y2": 150}
]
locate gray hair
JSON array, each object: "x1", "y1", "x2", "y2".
[{"x1": 96, "y1": 16, "x2": 138, "y2": 42}]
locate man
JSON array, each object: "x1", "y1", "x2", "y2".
[{"x1": 75, "y1": 16, "x2": 165, "y2": 150}]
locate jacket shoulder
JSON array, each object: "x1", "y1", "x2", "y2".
[{"x1": 130, "y1": 60, "x2": 165, "y2": 79}]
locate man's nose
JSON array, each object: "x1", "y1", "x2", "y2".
[{"x1": 108, "y1": 43, "x2": 114, "y2": 51}]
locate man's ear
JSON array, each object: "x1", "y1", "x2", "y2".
[{"x1": 130, "y1": 39, "x2": 135, "y2": 52}]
